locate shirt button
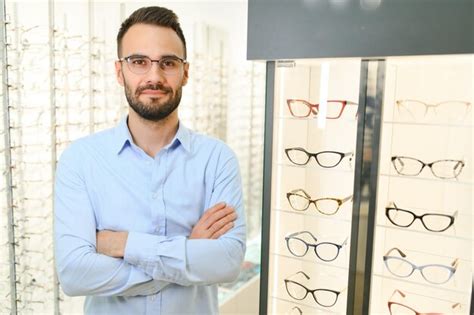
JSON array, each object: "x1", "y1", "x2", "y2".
[{"x1": 152, "y1": 192, "x2": 158, "y2": 199}]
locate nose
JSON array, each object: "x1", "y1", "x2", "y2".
[{"x1": 144, "y1": 62, "x2": 166, "y2": 84}]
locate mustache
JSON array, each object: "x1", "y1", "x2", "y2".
[{"x1": 136, "y1": 84, "x2": 172, "y2": 95}]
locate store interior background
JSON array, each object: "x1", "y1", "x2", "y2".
[{"x1": 0, "y1": 0, "x2": 263, "y2": 314}]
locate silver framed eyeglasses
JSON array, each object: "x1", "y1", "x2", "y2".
[
  {"x1": 118, "y1": 54, "x2": 187, "y2": 75},
  {"x1": 396, "y1": 99, "x2": 471, "y2": 121},
  {"x1": 383, "y1": 247, "x2": 458, "y2": 285}
]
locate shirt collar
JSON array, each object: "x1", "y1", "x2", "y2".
[{"x1": 114, "y1": 115, "x2": 192, "y2": 155}]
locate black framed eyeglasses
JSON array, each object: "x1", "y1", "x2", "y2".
[
  {"x1": 285, "y1": 147, "x2": 353, "y2": 168},
  {"x1": 383, "y1": 247, "x2": 458, "y2": 285},
  {"x1": 285, "y1": 231, "x2": 348, "y2": 262},
  {"x1": 391, "y1": 156, "x2": 465, "y2": 179},
  {"x1": 385, "y1": 202, "x2": 457, "y2": 232},
  {"x1": 287, "y1": 188, "x2": 352, "y2": 215},
  {"x1": 284, "y1": 271, "x2": 346, "y2": 308},
  {"x1": 118, "y1": 54, "x2": 187, "y2": 75}
]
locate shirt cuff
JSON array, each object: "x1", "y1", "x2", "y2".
[{"x1": 123, "y1": 231, "x2": 187, "y2": 283}]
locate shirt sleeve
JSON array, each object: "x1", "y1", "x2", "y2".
[
  {"x1": 54, "y1": 144, "x2": 170, "y2": 296},
  {"x1": 123, "y1": 143, "x2": 246, "y2": 286}
]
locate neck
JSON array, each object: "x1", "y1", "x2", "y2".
[{"x1": 127, "y1": 109, "x2": 179, "y2": 158}]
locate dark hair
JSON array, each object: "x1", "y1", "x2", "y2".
[{"x1": 116, "y1": 6, "x2": 187, "y2": 59}]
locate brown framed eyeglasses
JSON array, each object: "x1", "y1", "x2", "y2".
[
  {"x1": 388, "y1": 289, "x2": 461, "y2": 315},
  {"x1": 286, "y1": 99, "x2": 358, "y2": 119}
]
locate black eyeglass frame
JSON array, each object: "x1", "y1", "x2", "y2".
[
  {"x1": 285, "y1": 147, "x2": 353, "y2": 168},
  {"x1": 283, "y1": 271, "x2": 345, "y2": 308},
  {"x1": 385, "y1": 202, "x2": 457, "y2": 232}
]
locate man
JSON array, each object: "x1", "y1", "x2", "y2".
[{"x1": 54, "y1": 6, "x2": 246, "y2": 314}]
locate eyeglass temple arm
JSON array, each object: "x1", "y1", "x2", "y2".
[
  {"x1": 451, "y1": 258, "x2": 459, "y2": 269},
  {"x1": 452, "y1": 302, "x2": 461, "y2": 310},
  {"x1": 384, "y1": 247, "x2": 406, "y2": 258},
  {"x1": 291, "y1": 306, "x2": 303, "y2": 315},
  {"x1": 452, "y1": 210, "x2": 459, "y2": 219},
  {"x1": 341, "y1": 195, "x2": 353, "y2": 203},
  {"x1": 288, "y1": 188, "x2": 311, "y2": 198},
  {"x1": 389, "y1": 289, "x2": 406, "y2": 300},
  {"x1": 341, "y1": 236, "x2": 349, "y2": 246},
  {"x1": 287, "y1": 270, "x2": 310, "y2": 281},
  {"x1": 287, "y1": 230, "x2": 318, "y2": 243}
]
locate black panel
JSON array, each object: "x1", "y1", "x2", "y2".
[{"x1": 247, "y1": 0, "x2": 473, "y2": 60}]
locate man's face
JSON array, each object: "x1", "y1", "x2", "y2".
[{"x1": 115, "y1": 23, "x2": 189, "y2": 122}]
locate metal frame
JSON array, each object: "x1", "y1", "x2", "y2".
[
  {"x1": 258, "y1": 60, "x2": 275, "y2": 315},
  {"x1": 346, "y1": 59, "x2": 385, "y2": 314},
  {"x1": 1, "y1": 0, "x2": 17, "y2": 312}
]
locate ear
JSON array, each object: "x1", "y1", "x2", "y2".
[
  {"x1": 115, "y1": 60, "x2": 124, "y2": 86},
  {"x1": 181, "y1": 62, "x2": 190, "y2": 86}
]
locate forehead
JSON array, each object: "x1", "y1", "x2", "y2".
[{"x1": 121, "y1": 23, "x2": 185, "y2": 58}]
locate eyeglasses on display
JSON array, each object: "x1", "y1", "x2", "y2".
[
  {"x1": 383, "y1": 248, "x2": 458, "y2": 285},
  {"x1": 385, "y1": 202, "x2": 457, "y2": 232},
  {"x1": 285, "y1": 231, "x2": 348, "y2": 262},
  {"x1": 286, "y1": 99, "x2": 358, "y2": 119},
  {"x1": 388, "y1": 289, "x2": 461, "y2": 315},
  {"x1": 284, "y1": 271, "x2": 346, "y2": 308},
  {"x1": 118, "y1": 54, "x2": 187, "y2": 75},
  {"x1": 396, "y1": 99, "x2": 471, "y2": 121},
  {"x1": 287, "y1": 188, "x2": 352, "y2": 215},
  {"x1": 391, "y1": 156, "x2": 465, "y2": 179},
  {"x1": 285, "y1": 147, "x2": 353, "y2": 168}
]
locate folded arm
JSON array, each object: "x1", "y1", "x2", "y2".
[
  {"x1": 121, "y1": 145, "x2": 246, "y2": 286},
  {"x1": 54, "y1": 147, "x2": 169, "y2": 297}
]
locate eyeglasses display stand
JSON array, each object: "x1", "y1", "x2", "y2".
[{"x1": 259, "y1": 55, "x2": 472, "y2": 314}]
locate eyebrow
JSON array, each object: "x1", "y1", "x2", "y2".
[{"x1": 125, "y1": 53, "x2": 182, "y2": 59}]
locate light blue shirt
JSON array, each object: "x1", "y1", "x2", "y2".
[{"x1": 54, "y1": 116, "x2": 246, "y2": 315}]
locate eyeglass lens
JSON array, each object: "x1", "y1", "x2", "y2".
[
  {"x1": 391, "y1": 156, "x2": 464, "y2": 179},
  {"x1": 384, "y1": 257, "x2": 454, "y2": 284},
  {"x1": 125, "y1": 55, "x2": 184, "y2": 75},
  {"x1": 287, "y1": 100, "x2": 355, "y2": 119},
  {"x1": 286, "y1": 148, "x2": 350, "y2": 168},
  {"x1": 385, "y1": 207, "x2": 454, "y2": 232},
  {"x1": 284, "y1": 280, "x2": 339, "y2": 307},
  {"x1": 286, "y1": 236, "x2": 341, "y2": 262},
  {"x1": 287, "y1": 192, "x2": 342, "y2": 215}
]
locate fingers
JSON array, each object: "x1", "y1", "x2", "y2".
[
  {"x1": 202, "y1": 205, "x2": 235, "y2": 229},
  {"x1": 210, "y1": 221, "x2": 234, "y2": 239},
  {"x1": 208, "y1": 211, "x2": 237, "y2": 237},
  {"x1": 200, "y1": 202, "x2": 227, "y2": 221}
]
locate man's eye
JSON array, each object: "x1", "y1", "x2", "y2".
[
  {"x1": 161, "y1": 59, "x2": 178, "y2": 68},
  {"x1": 130, "y1": 58, "x2": 148, "y2": 66}
]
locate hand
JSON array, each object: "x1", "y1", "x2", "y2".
[
  {"x1": 189, "y1": 202, "x2": 237, "y2": 240},
  {"x1": 96, "y1": 230, "x2": 128, "y2": 258}
]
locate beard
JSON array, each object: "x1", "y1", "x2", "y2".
[{"x1": 124, "y1": 81, "x2": 182, "y2": 122}]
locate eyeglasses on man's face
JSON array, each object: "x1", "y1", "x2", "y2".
[
  {"x1": 391, "y1": 156, "x2": 465, "y2": 179},
  {"x1": 383, "y1": 248, "x2": 458, "y2": 285},
  {"x1": 385, "y1": 202, "x2": 457, "y2": 232},
  {"x1": 396, "y1": 99, "x2": 471, "y2": 121},
  {"x1": 388, "y1": 289, "x2": 461, "y2": 315},
  {"x1": 284, "y1": 271, "x2": 346, "y2": 308},
  {"x1": 118, "y1": 54, "x2": 187, "y2": 75},
  {"x1": 286, "y1": 99, "x2": 358, "y2": 119},
  {"x1": 287, "y1": 189, "x2": 352, "y2": 215},
  {"x1": 285, "y1": 147, "x2": 353, "y2": 168},
  {"x1": 285, "y1": 231, "x2": 348, "y2": 262}
]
